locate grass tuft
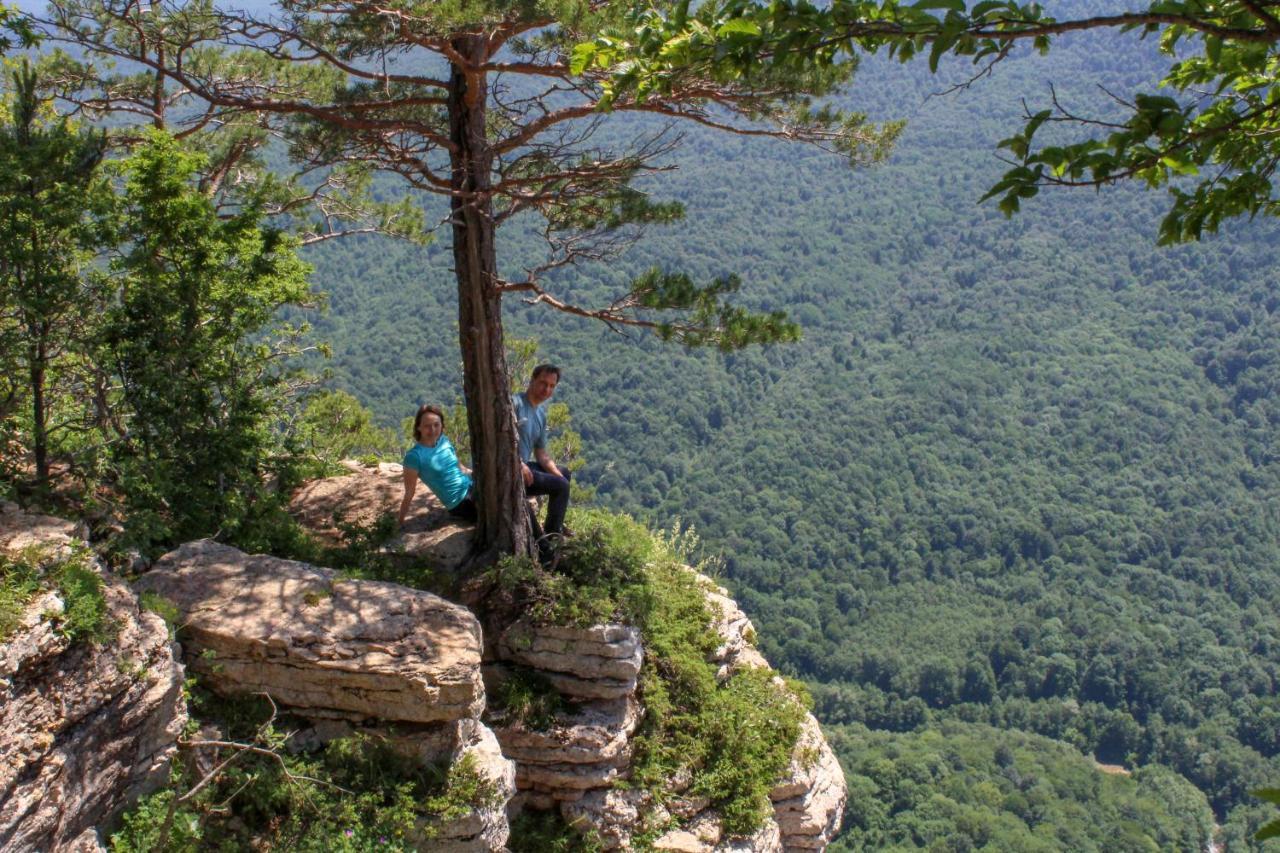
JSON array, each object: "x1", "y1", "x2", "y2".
[
  {"x1": 488, "y1": 666, "x2": 569, "y2": 731},
  {"x1": 1, "y1": 543, "x2": 114, "y2": 644}
]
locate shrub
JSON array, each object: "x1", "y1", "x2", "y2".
[
  {"x1": 488, "y1": 508, "x2": 807, "y2": 839},
  {"x1": 509, "y1": 810, "x2": 604, "y2": 852},
  {"x1": 111, "y1": 691, "x2": 499, "y2": 851},
  {"x1": 488, "y1": 666, "x2": 568, "y2": 731},
  {"x1": 0, "y1": 547, "x2": 42, "y2": 641}
]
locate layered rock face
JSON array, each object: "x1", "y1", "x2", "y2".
[
  {"x1": 0, "y1": 502, "x2": 186, "y2": 852},
  {"x1": 4, "y1": 464, "x2": 844, "y2": 851},
  {"x1": 285, "y1": 460, "x2": 848, "y2": 851},
  {"x1": 497, "y1": 577, "x2": 846, "y2": 852},
  {"x1": 138, "y1": 540, "x2": 516, "y2": 850},
  {"x1": 136, "y1": 540, "x2": 486, "y2": 723}
]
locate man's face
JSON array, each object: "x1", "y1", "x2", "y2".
[{"x1": 527, "y1": 371, "x2": 559, "y2": 406}]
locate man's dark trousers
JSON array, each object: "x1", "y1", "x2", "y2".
[{"x1": 527, "y1": 461, "x2": 571, "y2": 536}]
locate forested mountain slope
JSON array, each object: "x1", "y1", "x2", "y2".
[{"x1": 302, "y1": 26, "x2": 1280, "y2": 848}]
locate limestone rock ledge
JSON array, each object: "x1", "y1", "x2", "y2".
[
  {"x1": 498, "y1": 620, "x2": 643, "y2": 701},
  {"x1": 491, "y1": 692, "x2": 641, "y2": 804},
  {"x1": 0, "y1": 502, "x2": 186, "y2": 852},
  {"x1": 488, "y1": 573, "x2": 846, "y2": 852},
  {"x1": 136, "y1": 540, "x2": 485, "y2": 723},
  {"x1": 138, "y1": 540, "x2": 514, "y2": 850},
  {"x1": 285, "y1": 464, "x2": 847, "y2": 850}
]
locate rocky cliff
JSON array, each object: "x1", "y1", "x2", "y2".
[
  {"x1": 0, "y1": 502, "x2": 185, "y2": 852},
  {"x1": 284, "y1": 462, "x2": 848, "y2": 850},
  {"x1": 0, "y1": 462, "x2": 845, "y2": 850}
]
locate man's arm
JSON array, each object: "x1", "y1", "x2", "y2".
[{"x1": 533, "y1": 446, "x2": 563, "y2": 479}]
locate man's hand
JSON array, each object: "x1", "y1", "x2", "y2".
[
  {"x1": 533, "y1": 448, "x2": 563, "y2": 480},
  {"x1": 522, "y1": 463, "x2": 534, "y2": 486}
]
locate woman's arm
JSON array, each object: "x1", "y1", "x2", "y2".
[{"x1": 398, "y1": 468, "x2": 418, "y2": 526}]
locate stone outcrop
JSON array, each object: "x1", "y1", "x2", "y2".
[
  {"x1": 288, "y1": 460, "x2": 473, "y2": 568},
  {"x1": 769, "y1": 716, "x2": 847, "y2": 850},
  {"x1": 485, "y1": 570, "x2": 846, "y2": 851},
  {"x1": 497, "y1": 620, "x2": 643, "y2": 701},
  {"x1": 0, "y1": 502, "x2": 186, "y2": 852},
  {"x1": 288, "y1": 464, "x2": 848, "y2": 850},
  {"x1": 140, "y1": 539, "x2": 515, "y2": 849},
  {"x1": 491, "y1": 690, "x2": 640, "y2": 804},
  {"x1": 423, "y1": 721, "x2": 516, "y2": 853},
  {"x1": 136, "y1": 539, "x2": 485, "y2": 723}
]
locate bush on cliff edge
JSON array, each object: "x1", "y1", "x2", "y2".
[{"x1": 489, "y1": 508, "x2": 809, "y2": 839}]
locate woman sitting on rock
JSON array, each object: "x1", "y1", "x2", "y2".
[{"x1": 398, "y1": 404, "x2": 477, "y2": 526}]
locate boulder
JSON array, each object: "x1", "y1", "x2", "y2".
[
  {"x1": 0, "y1": 505, "x2": 185, "y2": 852},
  {"x1": 493, "y1": 697, "x2": 640, "y2": 798},
  {"x1": 419, "y1": 720, "x2": 516, "y2": 853},
  {"x1": 768, "y1": 715, "x2": 847, "y2": 850},
  {"x1": 288, "y1": 461, "x2": 472, "y2": 571},
  {"x1": 497, "y1": 620, "x2": 642, "y2": 701},
  {"x1": 136, "y1": 540, "x2": 484, "y2": 723}
]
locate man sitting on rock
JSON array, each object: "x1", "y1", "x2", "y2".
[{"x1": 513, "y1": 364, "x2": 572, "y2": 547}]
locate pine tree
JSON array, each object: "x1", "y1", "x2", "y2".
[{"x1": 34, "y1": 0, "x2": 901, "y2": 558}]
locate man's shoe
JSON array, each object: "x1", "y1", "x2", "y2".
[{"x1": 536, "y1": 532, "x2": 564, "y2": 570}]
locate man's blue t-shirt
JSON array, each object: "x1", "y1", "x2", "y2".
[
  {"x1": 513, "y1": 392, "x2": 548, "y2": 463},
  {"x1": 403, "y1": 437, "x2": 472, "y2": 509}
]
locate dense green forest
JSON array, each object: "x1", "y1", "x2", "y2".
[{"x1": 296, "y1": 23, "x2": 1280, "y2": 849}]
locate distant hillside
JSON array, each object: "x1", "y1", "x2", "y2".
[{"x1": 301, "y1": 26, "x2": 1280, "y2": 848}]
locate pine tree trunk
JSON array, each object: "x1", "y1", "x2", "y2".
[
  {"x1": 446, "y1": 36, "x2": 531, "y2": 560},
  {"x1": 30, "y1": 336, "x2": 48, "y2": 487}
]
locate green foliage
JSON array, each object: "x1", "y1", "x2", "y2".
[
  {"x1": 488, "y1": 666, "x2": 568, "y2": 732},
  {"x1": 1255, "y1": 787, "x2": 1280, "y2": 842},
  {"x1": 509, "y1": 810, "x2": 604, "y2": 853},
  {"x1": 481, "y1": 509, "x2": 805, "y2": 836},
  {"x1": 597, "y1": 0, "x2": 1280, "y2": 242},
  {"x1": 293, "y1": 389, "x2": 401, "y2": 476},
  {"x1": 112, "y1": 691, "x2": 499, "y2": 852},
  {"x1": 0, "y1": 59, "x2": 110, "y2": 487},
  {"x1": 488, "y1": 508, "x2": 805, "y2": 837},
  {"x1": 626, "y1": 559, "x2": 806, "y2": 836},
  {"x1": 0, "y1": 543, "x2": 113, "y2": 644},
  {"x1": 0, "y1": 546, "x2": 41, "y2": 641},
  {"x1": 828, "y1": 721, "x2": 1216, "y2": 852},
  {"x1": 632, "y1": 269, "x2": 803, "y2": 351},
  {"x1": 487, "y1": 509, "x2": 657, "y2": 627},
  {"x1": 103, "y1": 131, "x2": 314, "y2": 551},
  {"x1": 139, "y1": 591, "x2": 181, "y2": 637},
  {"x1": 54, "y1": 550, "x2": 111, "y2": 643},
  {"x1": 0, "y1": 5, "x2": 36, "y2": 53}
]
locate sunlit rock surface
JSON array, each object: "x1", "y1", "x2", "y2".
[{"x1": 0, "y1": 503, "x2": 185, "y2": 852}]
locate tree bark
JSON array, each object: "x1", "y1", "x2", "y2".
[
  {"x1": 446, "y1": 35, "x2": 531, "y2": 560},
  {"x1": 30, "y1": 334, "x2": 47, "y2": 486}
]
